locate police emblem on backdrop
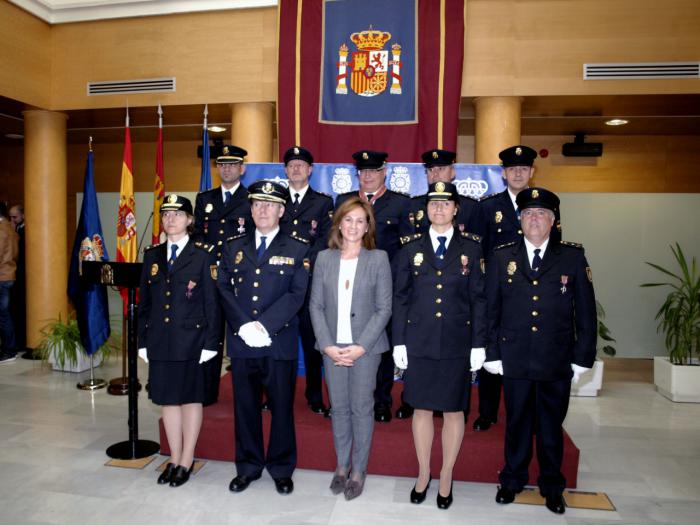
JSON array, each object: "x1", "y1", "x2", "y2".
[{"x1": 389, "y1": 165, "x2": 411, "y2": 194}]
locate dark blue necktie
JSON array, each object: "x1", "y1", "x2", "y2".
[
  {"x1": 224, "y1": 191, "x2": 232, "y2": 205},
  {"x1": 532, "y1": 248, "x2": 542, "y2": 272},
  {"x1": 168, "y1": 244, "x2": 178, "y2": 271},
  {"x1": 257, "y1": 236, "x2": 267, "y2": 261},
  {"x1": 436, "y1": 236, "x2": 447, "y2": 259}
]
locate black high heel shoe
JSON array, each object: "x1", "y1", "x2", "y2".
[
  {"x1": 157, "y1": 463, "x2": 176, "y2": 485},
  {"x1": 436, "y1": 482, "x2": 453, "y2": 510},
  {"x1": 410, "y1": 476, "x2": 431, "y2": 504},
  {"x1": 169, "y1": 463, "x2": 195, "y2": 487}
]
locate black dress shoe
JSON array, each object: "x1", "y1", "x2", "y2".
[
  {"x1": 545, "y1": 493, "x2": 566, "y2": 514},
  {"x1": 309, "y1": 402, "x2": 329, "y2": 415},
  {"x1": 436, "y1": 483, "x2": 453, "y2": 510},
  {"x1": 157, "y1": 463, "x2": 176, "y2": 485},
  {"x1": 410, "y1": 477, "x2": 431, "y2": 504},
  {"x1": 495, "y1": 486, "x2": 516, "y2": 504},
  {"x1": 472, "y1": 415, "x2": 495, "y2": 431},
  {"x1": 374, "y1": 405, "x2": 392, "y2": 423},
  {"x1": 229, "y1": 473, "x2": 261, "y2": 493},
  {"x1": 169, "y1": 463, "x2": 194, "y2": 487},
  {"x1": 273, "y1": 477, "x2": 294, "y2": 495},
  {"x1": 396, "y1": 403, "x2": 414, "y2": 419}
]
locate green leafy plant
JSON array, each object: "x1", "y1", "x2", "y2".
[
  {"x1": 37, "y1": 313, "x2": 119, "y2": 369},
  {"x1": 641, "y1": 243, "x2": 700, "y2": 365},
  {"x1": 596, "y1": 300, "x2": 616, "y2": 357}
]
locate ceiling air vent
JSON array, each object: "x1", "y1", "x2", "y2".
[
  {"x1": 87, "y1": 77, "x2": 176, "y2": 95},
  {"x1": 584, "y1": 62, "x2": 700, "y2": 80}
]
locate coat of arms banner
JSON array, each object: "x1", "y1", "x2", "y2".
[{"x1": 278, "y1": 0, "x2": 466, "y2": 162}]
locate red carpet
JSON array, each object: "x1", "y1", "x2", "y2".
[{"x1": 159, "y1": 374, "x2": 579, "y2": 487}]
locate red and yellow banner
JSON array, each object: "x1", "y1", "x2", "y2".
[
  {"x1": 116, "y1": 112, "x2": 137, "y2": 308},
  {"x1": 152, "y1": 105, "x2": 165, "y2": 245}
]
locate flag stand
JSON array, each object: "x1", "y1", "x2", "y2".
[
  {"x1": 107, "y1": 317, "x2": 140, "y2": 395},
  {"x1": 77, "y1": 354, "x2": 107, "y2": 390}
]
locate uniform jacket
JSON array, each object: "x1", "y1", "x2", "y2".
[
  {"x1": 335, "y1": 190, "x2": 413, "y2": 263},
  {"x1": 485, "y1": 239, "x2": 597, "y2": 381},
  {"x1": 217, "y1": 231, "x2": 310, "y2": 360},
  {"x1": 138, "y1": 240, "x2": 221, "y2": 361},
  {"x1": 280, "y1": 188, "x2": 333, "y2": 264},
  {"x1": 479, "y1": 189, "x2": 562, "y2": 256},
  {"x1": 193, "y1": 184, "x2": 252, "y2": 259},
  {"x1": 309, "y1": 248, "x2": 392, "y2": 355},
  {"x1": 392, "y1": 229, "x2": 487, "y2": 360},
  {"x1": 410, "y1": 194, "x2": 483, "y2": 237}
]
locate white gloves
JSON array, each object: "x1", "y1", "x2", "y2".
[
  {"x1": 199, "y1": 349, "x2": 218, "y2": 364},
  {"x1": 393, "y1": 345, "x2": 408, "y2": 370},
  {"x1": 483, "y1": 360, "x2": 503, "y2": 375},
  {"x1": 138, "y1": 348, "x2": 148, "y2": 363},
  {"x1": 238, "y1": 321, "x2": 272, "y2": 347},
  {"x1": 470, "y1": 347, "x2": 486, "y2": 372},
  {"x1": 571, "y1": 363, "x2": 591, "y2": 384}
]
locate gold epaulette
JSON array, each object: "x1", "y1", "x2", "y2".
[
  {"x1": 494, "y1": 241, "x2": 516, "y2": 251},
  {"x1": 460, "y1": 231, "x2": 482, "y2": 242},
  {"x1": 289, "y1": 233, "x2": 311, "y2": 244},
  {"x1": 143, "y1": 244, "x2": 159, "y2": 251},
  {"x1": 479, "y1": 192, "x2": 499, "y2": 202},
  {"x1": 226, "y1": 233, "x2": 246, "y2": 243},
  {"x1": 559, "y1": 240, "x2": 583, "y2": 249},
  {"x1": 400, "y1": 233, "x2": 422, "y2": 245},
  {"x1": 194, "y1": 241, "x2": 214, "y2": 253}
]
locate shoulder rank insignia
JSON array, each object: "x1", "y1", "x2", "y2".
[
  {"x1": 480, "y1": 192, "x2": 499, "y2": 202},
  {"x1": 226, "y1": 233, "x2": 247, "y2": 243},
  {"x1": 289, "y1": 233, "x2": 311, "y2": 244},
  {"x1": 400, "y1": 233, "x2": 422, "y2": 245},
  {"x1": 460, "y1": 231, "x2": 482, "y2": 242},
  {"x1": 316, "y1": 190, "x2": 333, "y2": 199},
  {"x1": 494, "y1": 241, "x2": 517, "y2": 251},
  {"x1": 210, "y1": 264, "x2": 218, "y2": 281},
  {"x1": 560, "y1": 240, "x2": 583, "y2": 249},
  {"x1": 144, "y1": 244, "x2": 159, "y2": 251}
]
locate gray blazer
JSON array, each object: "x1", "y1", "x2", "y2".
[{"x1": 309, "y1": 247, "x2": 392, "y2": 355}]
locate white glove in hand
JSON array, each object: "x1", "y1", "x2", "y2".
[
  {"x1": 571, "y1": 363, "x2": 591, "y2": 384},
  {"x1": 238, "y1": 321, "x2": 272, "y2": 348},
  {"x1": 138, "y1": 348, "x2": 149, "y2": 363},
  {"x1": 470, "y1": 347, "x2": 486, "y2": 372},
  {"x1": 393, "y1": 345, "x2": 408, "y2": 370},
  {"x1": 199, "y1": 349, "x2": 218, "y2": 364},
  {"x1": 483, "y1": 360, "x2": 503, "y2": 375}
]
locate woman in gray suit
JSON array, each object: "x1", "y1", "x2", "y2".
[{"x1": 309, "y1": 196, "x2": 392, "y2": 500}]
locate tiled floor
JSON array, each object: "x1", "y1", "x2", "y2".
[{"x1": 1, "y1": 356, "x2": 698, "y2": 524}]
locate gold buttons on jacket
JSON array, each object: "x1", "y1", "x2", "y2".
[
  {"x1": 533, "y1": 280, "x2": 539, "y2": 285},
  {"x1": 436, "y1": 284, "x2": 443, "y2": 289},
  {"x1": 252, "y1": 296, "x2": 258, "y2": 302},
  {"x1": 518, "y1": 229, "x2": 523, "y2": 235},
  {"x1": 165, "y1": 304, "x2": 170, "y2": 310},
  {"x1": 531, "y1": 326, "x2": 538, "y2": 332},
  {"x1": 255, "y1": 269, "x2": 261, "y2": 274},
  {"x1": 435, "y1": 298, "x2": 442, "y2": 304},
  {"x1": 220, "y1": 219, "x2": 225, "y2": 223},
  {"x1": 219, "y1": 229, "x2": 224, "y2": 234},
  {"x1": 436, "y1": 270, "x2": 442, "y2": 276},
  {"x1": 166, "y1": 291, "x2": 171, "y2": 296},
  {"x1": 292, "y1": 231, "x2": 297, "y2": 236},
  {"x1": 164, "y1": 317, "x2": 170, "y2": 323},
  {"x1": 253, "y1": 282, "x2": 259, "y2": 288},
  {"x1": 532, "y1": 311, "x2": 538, "y2": 316},
  {"x1": 293, "y1": 219, "x2": 299, "y2": 225},
  {"x1": 436, "y1": 312, "x2": 442, "y2": 318},
  {"x1": 252, "y1": 309, "x2": 259, "y2": 315},
  {"x1": 533, "y1": 295, "x2": 539, "y2": 301}
]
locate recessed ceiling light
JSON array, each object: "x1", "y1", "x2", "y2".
[
  {"x1": 207, "y1": 126, "x2": 226, "y2": 133},
  {"x1": 4, "y1": 133, "x2": 23, "y2": 139},
  {"x1": 605, "y1": 119, "x2": 628, "y2": 126}
]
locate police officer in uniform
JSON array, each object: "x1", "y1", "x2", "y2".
[
  {"x1": 193, "y1": 144, "x2": 252, "y2": 404},
  {"x1": 217, "y1": 180, "x2": 310, "y2": 496},
  {"x1": 392, "y1": 182, "x2": 487, "y2": 509},
  {"x1": 335, "y1": 150, "x2": 413, "y2": 422},
  {"x1": 138, "y1": 194, "x2": 221, "y2": 487},
  {"x1": 395, "y1": 148, "x2": 483, "y2": 419},
  {"x1": 484, "y1": 187, "x2": 596, "y2": 515},
  {"x1": 474, "y1": 145, "x2": 562, "y2": 432},
  {"x1": 280, "y1": 146, "x2": 333, "y2": 415}
]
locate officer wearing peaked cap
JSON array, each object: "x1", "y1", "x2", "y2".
[
  {"x1": 335, "y1": 149, "x2": 414, "y2": 423},
  {"x1": 484, "y1": 187, "x2": 596, "y2": 515},
  {"x1": 280, "y1": 146, "x2": 333, "y2": 416},
  {"x1": 473, "y1": 145, "x2": 562, "y2": 433},
  {"x1": 217, "y1": 179, "x2": 310, "y2": 496}
]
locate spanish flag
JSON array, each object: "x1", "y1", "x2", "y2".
[
  {"x1": 116, "y1": 110, "x2": 137, "y2": 309},
  {"x1": 152, "y1": 104, "x2": 165, "y2": 244}
]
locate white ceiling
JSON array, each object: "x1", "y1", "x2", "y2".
[{"x1": 8, "y1": 0, "x2": 277, "y2": 23}]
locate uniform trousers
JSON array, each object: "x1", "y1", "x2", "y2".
[
  {"x1": 500, "y1": 376, "x2": 571, "y2": 496},
  {"x1": 231, "y1": 357, "x2": 297, "y2": 479},
  {"x1": 323, "y1": 352, "x2": 381, "y2": 474},
  {"x1": 477, "y1": 369, "x2": 502, "y2": 421}
]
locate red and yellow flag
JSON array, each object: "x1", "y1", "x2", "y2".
[
  {"x1": 116, "y1": 111, "x2": 137, "y2": 308},
  {"x1": 152, "y1": 104, "x2": 165, "y2": 244}
]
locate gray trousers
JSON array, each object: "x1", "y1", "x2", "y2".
[{"x1": 323, "y1": 352, "x2": 381, "y2": 474}]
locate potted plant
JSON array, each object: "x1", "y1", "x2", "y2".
[
  {"x1": 641, "y1": 243, "x2": 700, "y2": 402},
  {"x1": 37, "y1": 314, "x2": 117, "y2": 373},
  {"x1": 571, "y1": 300, "x2": 616, "y2": 397}
]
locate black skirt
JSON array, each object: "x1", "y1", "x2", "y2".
[
  {"x1": 403, "y1": 355, "x2": 470, "y2": 412},
  {"x1": 148, "y1": 358, "x2": 206, "y2": 405}
]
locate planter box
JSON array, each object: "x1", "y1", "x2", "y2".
[
  {"x1": 654, "y1": 356, "x2": 700, "y2": 403},
  {"x1": 570, "y1": 359, "x2": 604, "y2": 397},
  {"x1": 47, "y1": 343, "x2": 103, "y2": 373}
]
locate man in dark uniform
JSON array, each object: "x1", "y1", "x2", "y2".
[
  {"x1": 395, "y1": 149, "x2": 483, "y2": 419},
  {"x1": 335, "y1": 150, "x2": 413, "y2": 422},
  {"x1": 474, "y1": 144, "x2": 562, "y2": 432},
  {"x1": 193, "y1": 144, "x2": 252, "y2": 405},
  {"x1": 279, "y1": 146, "x2": 333, "y2": 415},
  {"x1": 217, "y1": 180, "x2": 310, "y2": 496},
  {"x1": 484, "y1": 187, "x2": 596, "y2": 515}
]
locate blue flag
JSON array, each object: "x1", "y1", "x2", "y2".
[
  {"x1": 199, "y1": 126, "x2": 212, "y2": 191},
  {"x1": 67, "y1": 150, "x2": 111, "y2": 355}
]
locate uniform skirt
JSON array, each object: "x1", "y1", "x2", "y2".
[
  {"x1": 148, "y1": 359, "x2": 206, "y2": 406},
  {"x1": 403, "y1": 355, "x2": 470, "y2": 412}
]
